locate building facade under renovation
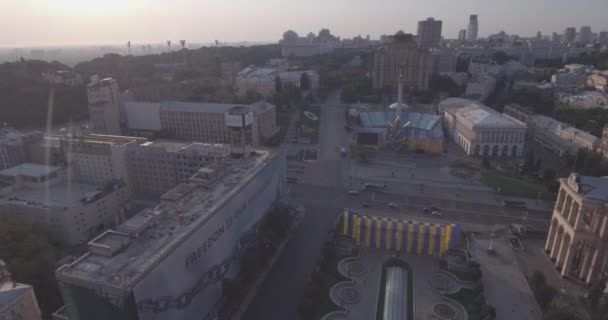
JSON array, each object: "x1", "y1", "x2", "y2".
[{"x1": 355, "y1": 78, "x2": 444, "y2": 154}]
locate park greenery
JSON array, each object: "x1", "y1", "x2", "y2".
[
  {"x1": 440, "y1": 257, "x2": 495, "y2": 320},
  {"x1": 297, "y1": 236, "x2": 347, "y2": 320},
  {"x1": 0, "y1": 60, "x2": 88, "y2": 128},
  {"x1": 0, "y1": 215, "x2": 62, "y2": 316},
  {"x1": 219, "y1": 206, "x2": 294, "y2": 320},
  {"x1": 527, "y1": 270, "x2": 593, "y2": 320}
]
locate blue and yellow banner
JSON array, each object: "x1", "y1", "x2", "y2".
[{"x1": 341, "y1": 210, "x2": 461, "y2": 256}]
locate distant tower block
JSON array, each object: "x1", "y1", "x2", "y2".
[{"x1": 225, "y1": 106, "x2": 254, "y2": 157}]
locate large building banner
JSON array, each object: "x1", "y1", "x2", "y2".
[{"x1": 341, "y1": 210, "x2": 460, "y2": 256}]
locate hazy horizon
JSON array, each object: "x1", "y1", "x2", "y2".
[{"x1": 2, "y1": 0, "x2": 608, "y2": 47}]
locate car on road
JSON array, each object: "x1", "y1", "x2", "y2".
[
  {"x1": 362, "y1": 203, "x2": 371, "y2": 208},
  {"x1": 363, "y1": 183, "x2": 386, "y2": 190},
  {"x1": 424, "y1": 206, "x2": 438, "y2": 213},
  {"x1": 348, "y1": 190, "x2": 360, "y2": 196},
  {"x1": 387, "y1": 202, "x2": 398, "y2": 208},
  {"x1": 431, "y1": 211, "x2": 443, "y2": 216}
]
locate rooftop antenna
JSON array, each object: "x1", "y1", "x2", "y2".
[
  {"x1": 166, "y1": 40, "x2": 172, "y2": 52},
  {"x1": 126, "y1": 41, "x2": 131, "y2": 55},
  {"x1": 180, "y1": 40, "x2": 187, "y2": 64}
]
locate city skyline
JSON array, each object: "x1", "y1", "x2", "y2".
[{"x1": 1, "y1": 0, "x2": 607, "y2": 47}]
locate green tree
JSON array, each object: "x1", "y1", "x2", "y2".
[
  {"x1": 541, "y1": 168, "x2": 557, "y2": 181},
  {"x1": 221, "y1": 278, "x2": 243, "y2": 305},
  {"x1": 587, "y1": 279, "x2": 606, "y2": 309},
  {"x1": 482, "y1": 156, "x2": 491, "y2": 169},
  {"x1": 300, "y1": 72, "x2": 311, "y2": 91},
  {"x1": 543, "y1": 302, "x2": 582, "y2": 320},
  {"x1": 0, "y1": 215, "x2": 61, "y2": 316},
  {"x1": 245, "y1": 89, "x2": 263, "y2": 104},
  {"x1": 529, "y1": 270, "x2": 558, "y2": 311},
  {"x1": 274, "y1": 75, "x2": 282, "y2": 93}
]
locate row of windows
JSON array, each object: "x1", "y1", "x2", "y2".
[{"x1": 477, "y1": 130, "x2": 524, "y2": 144}]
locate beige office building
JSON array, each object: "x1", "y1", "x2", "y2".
[
  {"x1": 159, "y1": 101, "x2": 276, "y2": 146},
  {"x1": 58, "y1": 135, "x2": 147, "y2": 193},
  {"x1": 545, "y1": 174, "x2": 608, "y2": 286},
  {"x1": 126, "y1": 141, "x2": 231, "y2": 197},
  {"x1": 0, "y1": 164, "x2": 129, "y2": 245},
  {"x1": 372, "y1": 32, "x2": 434, "y2": 91},
  {"x1": 440, "y1": 98, "x2": 526, "y2": 157}
]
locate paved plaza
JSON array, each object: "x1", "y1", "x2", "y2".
[{"x1": 324, "y1": 249, "x2": 468, "y2": 320}]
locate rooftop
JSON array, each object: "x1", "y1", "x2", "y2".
[
  {"x1": 136, "y1": 140, "x2": 231, "y2": 155},
  {"x1": 441, "y1": 98, "x2": 523, "y2": 128},
  {"x1": 0, "y1": 163, "x2": 61, "y2": 178},
  {"x1": 61, "y1": 134, "x2": 146, "y2": 146},
  {"x1": 459, "y1": 107, "x2": 519, "y2": 127},
  {"x1": 0, "y1": 181, "x2": 114, "y2": 209},
  {"x1": 57, "y1": 149, "x2": 279, "y2": 292},
  {"x1": 530, "y1": 115, "x2": 599, "y2": 144},
  {"x1": 360, "y1": 111, "x2": 442, "y2": 131},
  {"x1": 160, "y1": 101, "x2": 245, "y2": 114},
  {"x1": 0, "y1": 281, "x2": 33, "y2": 308},
  {"x1": 568, "y1": 174, "x2": 608, "y2": 202}
]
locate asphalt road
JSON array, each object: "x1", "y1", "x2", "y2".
[
  {"x1": 241, "y1": 192, "x2": 342, "y2": 320},
  {"x1": 242, "y1": 94, "x2": 551, "y2": 320}
]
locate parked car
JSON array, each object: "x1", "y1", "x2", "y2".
[
  {"x1": 348, "y1": 190, "x2": 360, "y2": 196},
  {"x1": 387, "y1": 202, "x2": 398, "y2": 208},
  {"x1": 431, "y1": 211, "x2": 443, "y2": 216}
]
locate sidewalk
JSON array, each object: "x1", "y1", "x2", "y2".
[{"x1": 472, "y1": 238, "x2": 543, "y2": 320}]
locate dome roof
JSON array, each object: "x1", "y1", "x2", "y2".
[{"x1": 389, "y1": 102, "x2": 409, "y2": 110}]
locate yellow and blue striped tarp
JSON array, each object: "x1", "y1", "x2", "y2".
[{"x1": 341, "y1": 209, "x2": 460, "y2": 256}]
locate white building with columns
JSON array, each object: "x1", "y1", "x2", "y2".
[
  {"x1": 545, "y1": 173, "x2": 608, "y2": 288},
  {"x1": 440, "y1": 98, "x2": 526, "y2": 157}
]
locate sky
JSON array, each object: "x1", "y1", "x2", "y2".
[{"x1": 1, "y1": 0, "x2": 608, "y2": 47}]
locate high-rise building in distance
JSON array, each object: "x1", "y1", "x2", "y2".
[
  {"x1": 416, "y1": 17, "x2": 442, "y2": 49},
  {"x1": 87, "y1": 76, "x2": 125, "y2": 135},
  {"x1": 552, "y1": 32, "x2": 561, "y2": 43},
  {"x1": 372, "y1": 32, "x2": 434, "y2": 91},
  {"x1": 467, "y1": 14, "x2": 478, "y2": 41},
  {"x1": 600, "y1": 31, "x2": 608, "y2": 45},
  {"x1": 458, "y1": 29, "x2": 467, "y2": 41},
  {"x1": 563, "y1": 27, "x2": 576, "y2": 43},
  {"x1": 579, "y1": 26, "x2": 592, "y2": 44}
]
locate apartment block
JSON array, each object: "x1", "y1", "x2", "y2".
[{"x1": 0, "y1": 163, "x2": 129, "y2": 245}]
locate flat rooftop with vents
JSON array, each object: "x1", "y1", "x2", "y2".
[{"x1": 56, "y1": 148, "x2": 280, "y2": 292}]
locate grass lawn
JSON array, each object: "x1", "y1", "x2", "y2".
[{"x1": 481, "y1": 171, "x2": 555, "y2": 200}]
